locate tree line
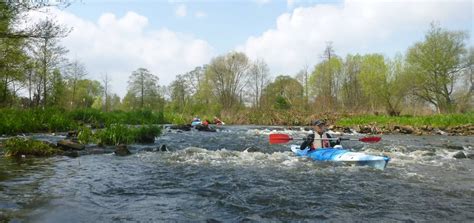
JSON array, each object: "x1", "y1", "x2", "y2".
[
  {"x1": 168, "y1": 24, "x2": 472, "y2": 116},
  {"x1": 1, "y1": 1, "x2": 472, "y2": 120}
]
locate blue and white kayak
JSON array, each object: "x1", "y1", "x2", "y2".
[
  {"x1": 191, "y1": 121, "x2": 202, "y2": 127},
  {"x1": 290, "y1": 145, "x2": 390, "y2": 170}
]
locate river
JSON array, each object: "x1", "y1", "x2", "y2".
[{"x1": 1, "y1": 125, "x2": 473, "y2": 222}]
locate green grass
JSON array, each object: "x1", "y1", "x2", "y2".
[
  {"x1": 90, "y1": 124, "x2": 162, "y2": 146},
  {"x1": 336, "y1": 113, "x2": 474, "y2": 128},
  {"x1": 2, "y1": 137, "x2": 60, "y2": 157},
  {"x1": 0, "y1": 108, "x2": 166, "y2": 135}
]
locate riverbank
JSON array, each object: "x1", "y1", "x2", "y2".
[{"x1": 1, "y1": 108, "x2": 472, "y2": 136}]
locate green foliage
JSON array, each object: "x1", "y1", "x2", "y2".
[
  {"x1": 406, "y1": 23, "x2": 469, "y2": 113},
  {"x1": 0, "y1": 108, "x2": 77, "y2": 135},
  {"x1": 262, "y1": 75, "x2": 303, "y2": 110},
  {"x1": 337, "y1": 112, "x2": 474, "y2": 128},
  {"x1": 164, "y1": 112, "x2": 187, "y2": 125},
  {"x1": 135, "y1": 125, "x2": 162, "y2": 144},
  {"x1": 3, "y1": 137, "x2": 60, "y2": 157},
  {"x1": 77, "y1": 127, "x2": 94, "y2": 144},
  {"x1": 94, "y1": 124, "x2": 162, "y2": 146},
  {"x1": 95, "y1": 124, "x2": 135, "y2": 146}
]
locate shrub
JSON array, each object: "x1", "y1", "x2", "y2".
[
  {"x1": 135, "y1": 125, "x2": 162, "y2": 143},
  {"x1": 3, "y1": 137, "x2": 60, "y2": 157}
]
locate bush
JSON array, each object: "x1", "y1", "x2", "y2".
[
  {"x1": 135, "y1": 125, "x2": 162, "y2": 143},
  {"x1": 95, "y1": 124, "x2": 136, "y2": 146},
  {"x1": 94, "y1": 124, "x2": 162, "y2": 146},
  {"x1": 77, "y1": 126, "x2": 94, "y2": 144},
  {"x1": 2, "y1": 137, "x2": 60, "y2": 157}
]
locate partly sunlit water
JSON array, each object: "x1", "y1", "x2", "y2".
[{"x1": 1, "y1": 126, "x2": 473, "y2": 222}]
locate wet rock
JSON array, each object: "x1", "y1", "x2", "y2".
[
  {"x1": 399, "y1": 126, "x2": 414, "y2": 134},
  {"x1": 466, "y1": 153, "x2": 474, "y2": 159},
  {"x1": 446, "y1": 145, "x2": 464, "y2": 150},
  {"x1": 244, "y1": 147, "x2": 259, "y2": 152},
  {"x1": 358, "y1": 125, "x2": 372, "y2": 134},
  {"x1": 57, "y1": 140, "x2": 85, "y2": 151},
  {"x1": 63, "y1": 150, "x2": 79, "y2": 158},
  {"x1": 453, "y1": 151, "x2": 466, "y2": 159},
  {"x1": 169, "y1": 124, "x2": 192, "y2": 131},
  {"x1": 435, "y1": 129, "x2": 448, "y2": 136},
  {"x1": 159, "y1": 144, "x2": 168, "y2": 152},
  {"x1": 142, "y1": 147, "x2": 155, "y2": 152},
  {"x1": 66, "y1": 131, "x2": 78, "y2": 139},
  {"x1": 422, "y1": 152, "x2": 436, "y2": 156},
  {"x1": 196, "y1": 125, "x2": 217, "y2": 132},
  {"x1": 342, "y1": 127, "x2": 352, "y2": 134},
  {"x1": 115, "y1": 144, "x2": 131, "y2": 156},
  {"x1": 136, "y1": 134, "x2": 155, "y2": 144}
]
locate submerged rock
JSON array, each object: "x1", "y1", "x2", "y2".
[
  {"x1": 63, "y1": 150, "x2": 79, "y2": 158},
  {"x1": 115, "y1": 144, "x2": 131, "y2": 156},
  {"x1": 169, "y1": 124, "x2": 192, "y2": 131},
  {"x1": 466, "y1": 153, "x2": 474, "y2": 159},
  {"x1": 244, "y1": 147, "x2": 259, "y2": 152},
  {"x1": 66, "y1": 131, "x2": 78, "y2": 139},
  {"x1": 446, "y1": 145, "x2": 464, "y2": 150},
  {"x1": 159, "y1": 144, "x2": 168, "y2": 152},
  {"x1": 57, "y1": 140, "x2": 85, "y2": 151},
  {"x1": 453, "y1": 151, "x2": 467, "y2": 159}
]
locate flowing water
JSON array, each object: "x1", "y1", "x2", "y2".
[{"x1": 0, "y1": 125, "x2": 473, "y2": 222}]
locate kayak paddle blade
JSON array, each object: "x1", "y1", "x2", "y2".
[
  {"x1": 269, "y1": 134, "x2": 293, "y2": 144},
  {"x1": 358, "y1": 136, "x2": 382, "y2": 143}
]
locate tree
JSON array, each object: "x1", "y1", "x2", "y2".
[
  {"x1": 262, "y1": 75, "x2": 303, "y2": 110},
  {"x1": 169, "y1": 74, "x2": 188, "y2": 113},
  {"x1": 205, "y1": 52, "x2": 251, "y2": 111},
  {"x1": 126, "y1": 68, "x2": 162, "y2": 110},
  {"x1": 102, "y1": 73, "x2": 111, "y2": 112},
  {"x1": 27, "y1": 18, "x2": 69, "y2": 107},
  {"x1": 340, "y1": 54, "x2": 365, "y2": 111},
  {"x1": 65, "y1": 59, "x2": 87, "y2": 109},
  {"x1": 309, "y1": 56, "x2": 343, "y2": 112},
  {"x1": 0, "y1": 1, "x2": 71, "y2": 39},
  {"x1": 248, "y1": 59, "x2": 270, "y2": 109},
  {"x1": 295, "y1": 64, "x2": 310, "y2": 109},
  {"x1": 406, "y1": 24, "x2": 469, "y2": 113},
  {"x1": 74, "y1": 79, "x2": 103, "y2": 108}
]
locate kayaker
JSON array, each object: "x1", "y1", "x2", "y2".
[
  {"x1": 213, "y1": 117, "x2": 223, "y2": 125},
  {"x1": 192, "y1": 116, "x2": 201, "y2": 122},
  {"x1": 300, "y1": 120, "x2": 340, "y2": 150},
  {"x1": 202, "y1": 119, "x2": 210, "y2": 127}
]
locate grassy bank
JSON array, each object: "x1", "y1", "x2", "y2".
[
  {"x1": 2, "y1": 137, "x2": 60, "y2": 158},
  {"x1": 0, "y1": 108, "x2": 166, "y2": 135},
  {"x1": 336, "y1": 113, "x2": 474, "y2": 128}
]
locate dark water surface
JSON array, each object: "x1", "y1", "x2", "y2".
[{"x1": 1, "y1": 125, "x2": 473, "y2": 222}]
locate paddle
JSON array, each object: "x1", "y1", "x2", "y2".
[{"x1": 269, "y1": 133, "x2": 381, "y2": 144}]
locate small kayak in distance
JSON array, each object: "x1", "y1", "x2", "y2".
[
  {"x1": 290, "y1": 145, "x2": 390, "y2": 170},
  {"x1": 191, "y1": 121, "x2": 202, "y2": 127}
]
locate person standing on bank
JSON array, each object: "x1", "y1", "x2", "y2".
[{"x1": 300, "y1": 120, "x2": 340, "y2": 150}]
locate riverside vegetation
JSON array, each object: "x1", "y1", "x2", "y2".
[{"x1": 0, "y1": 2, "x2": 472, "y2": 157}]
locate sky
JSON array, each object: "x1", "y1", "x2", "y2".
[{"x1": 29, "y1": 0, "x2": 473, "y2": 97}]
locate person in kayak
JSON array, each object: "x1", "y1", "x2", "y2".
[
  {"x1": 213, "y1": 117, "x2": 223, "y2": 125},
  {"x1": 192, "y1": 116, "x2": 201, "y2": 122},
  {"x1": 300, "y1": 120, "x2": 340, "y2": 150},
  {"x1": 202, "y1": 119, "x2": 210, "y2": 127}
]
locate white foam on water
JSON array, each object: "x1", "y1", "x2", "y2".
[{"x1": 140, "y1": 147, "x2": 307, "y2": 169}]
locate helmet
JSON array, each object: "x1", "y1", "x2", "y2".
[{"x1": 313, "y1": 119, "x2": 325, "y2": 126}]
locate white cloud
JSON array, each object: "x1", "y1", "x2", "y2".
[
  {"x1": 29, "y1": 9, "x2": 214, "y2": 97},
  {"x1": 256, "y1": 0, "x2": 272, "y2": 5},
  {"x1": 195, "y1": 11, "x2": 207, "y2": 19},
  {"x1": 175, "y1": 4, "x2": 187, "y2": 17},
  {"x1": 237, "y1": 0, "x2": 472, "y2": 77},
  {"x1": 287, "y1": 0, "x2": 295, "y2": 8}
]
